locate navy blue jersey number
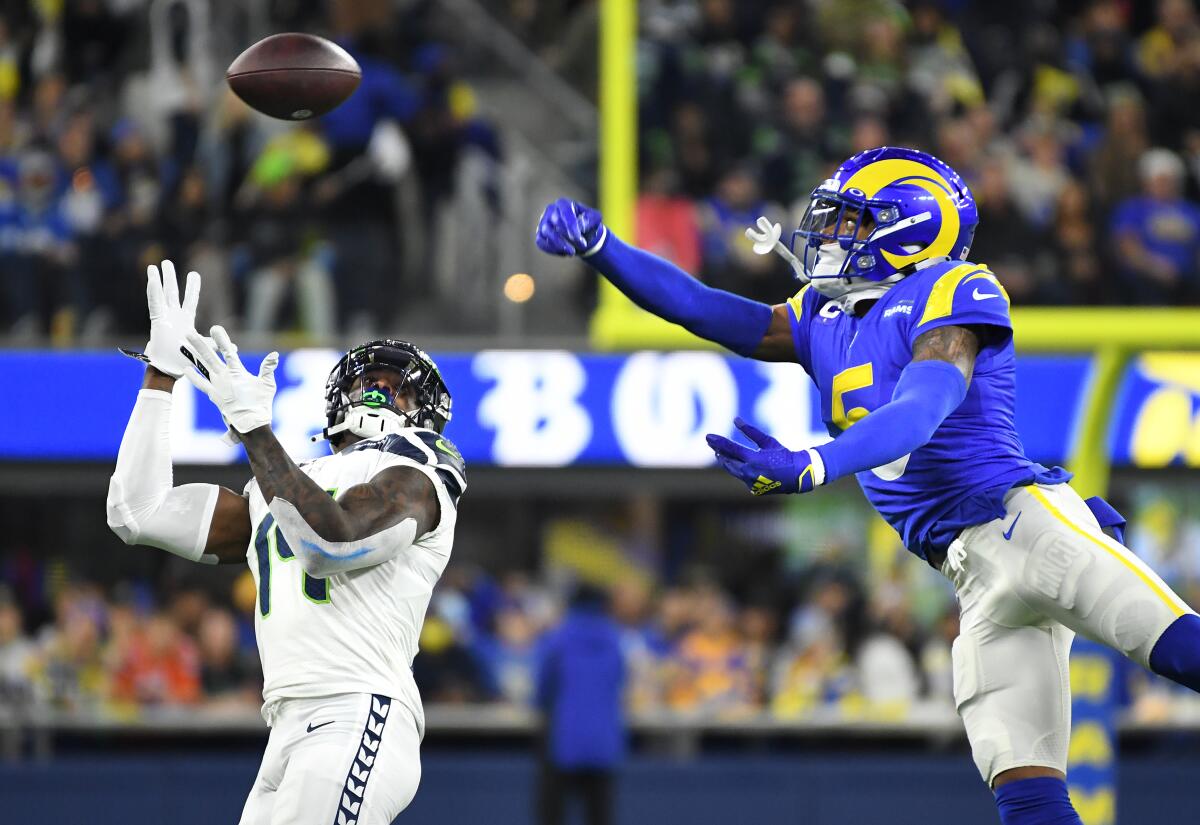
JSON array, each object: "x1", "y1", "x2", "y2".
[{"x1": 253, "y1": 489, "x2": 336, "y2": 617}]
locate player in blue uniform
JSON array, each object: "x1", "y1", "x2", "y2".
[{"x1": 536, "y1": 147, "x2": 1200, "y2": 825}]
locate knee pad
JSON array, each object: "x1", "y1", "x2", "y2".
[
  {"x1": 1149, "y1": 613, "x2": 1200, "y2": 692},
  {"x1": 994, "y1": 777, "x2": 1082, "y2": 825}
]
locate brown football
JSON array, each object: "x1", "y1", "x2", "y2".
[{"x1": 227, "y1": 33, "x2": 361, "y2": 121}]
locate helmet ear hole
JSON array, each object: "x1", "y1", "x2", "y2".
[{"x1": 900, "y1": 243, "x2": 925, "y2": 254}]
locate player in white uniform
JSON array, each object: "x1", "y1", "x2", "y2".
[{"x1": 106, "y1": 262, "x2": 466, "y2": 825}]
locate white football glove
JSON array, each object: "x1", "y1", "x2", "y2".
[
  {"x1": 182, "y1": 325, "x2": 279, "y2": 436},
  {"x1": 120, "y1": 261, "x2": 201, "y2": 378}
]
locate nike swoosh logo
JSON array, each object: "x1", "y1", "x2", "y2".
[
  {"x1": 306, "y1": 720, "x2": 335, "y2": 733},
  {"x1": 973, "y1": 288, "x2": 1000, "y2": 301},
  {"x1": 1002, "y1": 511, "x2": 1022, "y2": 541}
]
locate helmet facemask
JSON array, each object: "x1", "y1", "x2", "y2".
[
  {"x1": 794, "y1": 183, "x2": 908, "y2": 302},
  {"x1": 326, "y1": 367, "x2": 421, "y2": 443},
  {"x1": 316, "y1": 340, "x2": 452, "y2": 449}
]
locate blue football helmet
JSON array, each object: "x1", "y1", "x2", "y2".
[{"x1": 793, "y1": 146, "x2": 978, "y2": 302}]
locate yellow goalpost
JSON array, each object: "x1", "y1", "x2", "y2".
[{"x1": 594, "y1": 0, "x2": 1200, "y2": 498}]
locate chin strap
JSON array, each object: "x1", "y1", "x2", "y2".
[
  {"x1": 811, "y1": 273, "x2": 906, "y2": 312},
  {"x1": 310, "y1": 405, "x2": 417, "y2": 445},
  {"x1": 820, "y1": 257, "x2": 954, "y2": 311},
  {"x1": 832, "y1": 281, "x2": 902, "y2": 312}
]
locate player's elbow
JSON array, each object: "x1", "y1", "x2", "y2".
[
  {"x1": 910, "y1": 407, "x2": 946, "y2": 447},
  {"x1": 297, "y1": 550, "x2": 337, "y2": 579},
  {"x1": 293, "y1": 537, "x2": 359, "y2": 578},
  {"x1": 106, "y1": 508, "x2": 138, "y2": 546},
  {"x1": 105, "y1": 477, "x2": 141, "y2": 545}
]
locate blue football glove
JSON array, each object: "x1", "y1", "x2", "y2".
[
  {"x1": 706, "y1": 418, "x2": 826, "y2": 496},
  {"x1": 535, "y1": 198, "x2": 606, "y2": 257}
]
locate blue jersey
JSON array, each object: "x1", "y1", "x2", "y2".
[{"x1": 786, "y1": 258, "x2": 1069, "y2": 560}]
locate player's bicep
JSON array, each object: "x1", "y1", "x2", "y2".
[
  {"x1": 337, "y1": 465, "x2": 440, "y2": 541},
  {"x1": 754, "y1": 285, "x2": 815, "y2": 365},
  {"x1": 204, "y1": 487, "x2": 253, "y2": 564},
  {"x1": 751, "y1": 304, "x2": 802, "y2": 362},
  {"x1": 911, "y1": 325, "x2": 981, "y2": 385}
]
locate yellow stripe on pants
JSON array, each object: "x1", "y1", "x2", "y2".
[{"x1": 1027, "y1": 487, "x2": 1186, "y2": 618}]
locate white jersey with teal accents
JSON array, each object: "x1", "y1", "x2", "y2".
[{"x1": 243, "y1": 428, "x2": 466, "y2": 729}]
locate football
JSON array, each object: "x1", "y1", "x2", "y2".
[{"x1": 226, "y1": 33, "x2": 361, "y2": 121}]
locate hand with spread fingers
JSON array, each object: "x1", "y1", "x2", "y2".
[
  {"x1": 121, "y1": 260, "x2": 202, "y2": 378},
  {"x1": 705, "y1": 417, "x2": 826, "y2": 496},
  {"x1": 182, "y1": 325, "x2": 279, "y2": 436}
]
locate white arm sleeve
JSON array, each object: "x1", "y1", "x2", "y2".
[
  {"x1": 106, "y1": 389, "x2": 221, "y2": 564},
  {"x1": 268, "y1": 496, "x2": 418, "y2": 578}
]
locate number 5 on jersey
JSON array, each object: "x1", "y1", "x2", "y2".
[
  {"x1": 832, "y1": 363, "x2": 874, "y2": 430},
  {"x1": 829, "y1": 361, "x2": 913, "y2": 481}
]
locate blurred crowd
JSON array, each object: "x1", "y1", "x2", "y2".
[
  {"x1": 505, "y1": 0, "x2": 1200, "y2": 306},
  {"x1": 416, "y1": 565, "x2": 960, "y2": 718},
  {"x1": 4, "y1": 479, "x2": 1200, "y2": 723},
  {"x1": 7, "y1": 1, "x2": 1200, "y2": 350},
  {"x1": 0, "y1": 1, "x2": 501, "y2": 346},
  {"x1": 0, "y1": 580, "x2": 260, "y2": 714},
  {"x1": 0, "y1": 563, "x2": 960, "y2": 720}
]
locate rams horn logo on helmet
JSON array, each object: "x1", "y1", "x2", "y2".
[
  {"x1": 792, "y1": 146, "x2": 979, "y2": 300},
  {"x1": 840, "y1": 159, "x2": 962, "y2": 271}
]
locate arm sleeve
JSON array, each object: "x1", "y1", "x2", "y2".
[
  {"x1": 587, "y1": 234, "x2": 774, "y2": 356},
  {"x1": 813, "y1": 360, "x2": 967, "y2": 482},
  {"x1": 106, "y1": 389, "x2": 221, "y2": 564},
  {"x1": 271, "y1": 431, "x2": 466, "y2": 577},
  {"x1": 268, "y1": 496, "x2": 419, "y2": 578}
]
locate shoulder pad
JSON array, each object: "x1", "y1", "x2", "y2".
[
  {"x1": 906, "y1": 260, "x2": 1011, "y2": 344},
  {"x1": 345, "y1": 430, "x2": 467, "y2": 507},
  {"x1": 343, "y1": 433, "x2": 427, "y2": 463},
  {"x1": 409, "y1": 430, "x2": 467, "y2": 477},
  {"x1": 905, "y1": 257, "x2": 971, "y2": 285},
  {"x1": 410, "y1": 431, "x2": 467, "y2": 507}
]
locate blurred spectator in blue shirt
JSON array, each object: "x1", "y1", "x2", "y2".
[
  {"x1": 56, "y1": 112, "x2": 126, "y2": 336},
  {"x1": 1112, "y1": 147, "x2": 1200, "y2": 303},
  {"x1": 476, "y1": 604, "x2": 540, "y2": 705},
  {"x1": 535, "y1": 584, "x2": 625, "y2": 825},
  {"x1": 318, "y1": 46, "x2": 418, "y2": 154},
  {"x1": 1, "y1": 147, "x2": 78, "y2": 341}
]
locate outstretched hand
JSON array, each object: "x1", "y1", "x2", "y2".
[
  {"x1": 706, "y1": 417, "x2": 824, "y2": 496},
  {"x1": 182, "y1": 325, "x2": 279, "y2": 436},
  {"x1": 121, "y1": 260, "x2": 202, "y2": 378}
]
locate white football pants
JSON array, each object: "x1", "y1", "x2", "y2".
[
  {"x1": 942, "y1": 482, "x2": 1194, "y2": 785},
  {"x1": 239, "y1": 692, "x2": 422, "y2": 825}
]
